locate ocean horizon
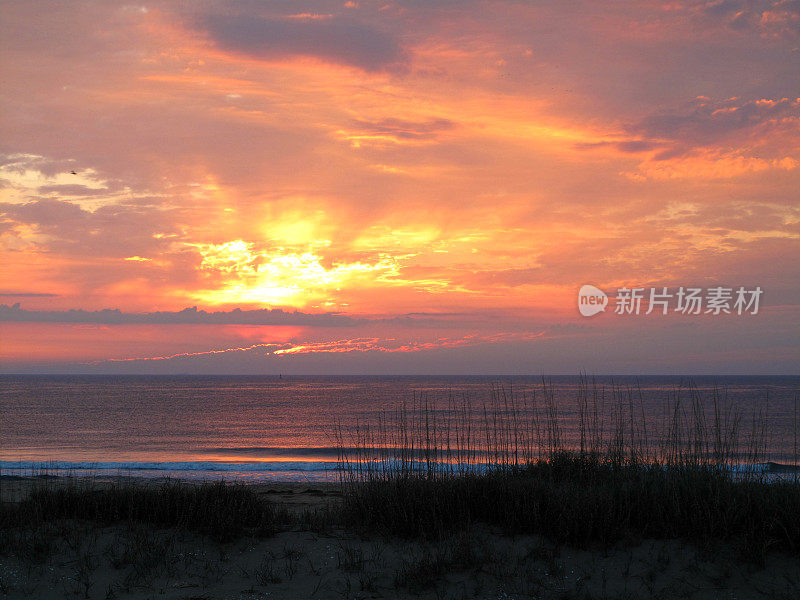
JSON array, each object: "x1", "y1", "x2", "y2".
[{"x1": 2, "y1": 374, "x2": 798, "y2": 482}]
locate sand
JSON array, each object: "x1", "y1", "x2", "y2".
[{"x1": 2, "y1": 476, "x2": 799, "y2": 599}]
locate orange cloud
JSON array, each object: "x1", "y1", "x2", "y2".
[{"x1": 0, "y1": 1, "x2": 798, "y2": 372}]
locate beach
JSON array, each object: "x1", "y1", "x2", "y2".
[
  {"x1": 2, "y1": 473, "x2": 800, "y2": 600},
  {"x1": 2, "y1": 376, "x2": 799, "y2": 598}
]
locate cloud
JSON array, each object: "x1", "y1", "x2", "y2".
[
  {"x1": 0, "y1": 154, "x2": 78, "y2": 178},
  {"x1": 0, "y1": 304, "x2": 363, "y2": 327},
  {"x1": 2, "y1": 198, "x2": 86, "y2": 227},
  {"x1": 0, "y1": 0, "x2": 798, "y2": 373},
  {"x1": 0, "y1": 292, "x2": 57, "y2": 297},
  {"x1": 37, "y1": 184, "x2": 114, "y2": 197},
  {"x1": 628, "y1": 153, "x2": 797, "y2": 180},
  {"x1": 0, "y1": 198, "x2": 179, "y2": 260},
  {"x1": 197, "y1": 13, "x2": 407, "y2": 71},
  {"x1": 336, "y1": 117, "x2": 457, "y2": 148},
  {"x1": 693, "y1": 0, "x2": 800, "y2": 38},
  {"x1": 623, "y1": 96, "x2": 800, "y2": 179},
  {"x1": 576, "y1": 96, "x2": 800, "y2": 180},
  {"x1": 577, "y1": 96, "x2": 800, "y2": 161},
  {"x1": 96, "y1": 331, "x2": 548, "y2": 365},
  {"x1": 633, "y1": 96, "x2": 800, "y2": 157},
  {"x1": 349, "y1": 117, "x2": 455, "y2": 141}
]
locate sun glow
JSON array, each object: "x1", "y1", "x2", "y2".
[
  {"x1": 189, "y1": 240, "x2": 402, "y2": 306},
  {"x1": 1, "y1": 1, "x2": 797, "y2": 372}
]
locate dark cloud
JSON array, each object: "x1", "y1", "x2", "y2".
[
  {"x1": 197, "y1": 13, "x2": 406, "y2": 71},
  {"x1": 615, "y1": 140, "x2": 659, "y2": 153},
  {"x1": 635, "y1": 96, "x2": 800, "y2": 144},
  {"x1": 0, "y1": 199, "x2": 177, "y2": 258},
  {"x1": 2, "y1": 198, "x2": 86, "y2": 227},
  {"x1": 0, "y1": 292, "x2": 58, "y2": 297},
  {"x1": 577, "y1": 96, "x2": 800, "y2": 159},
  {"x1": 0, "y1": 304, "x2": 364, "y2": 327},
  {"x1": 574, "y1": 140, "x2": 663, "y2": 154},
  {"x1": 694, "y1": 0, "x2": 800, "y2": 38},
  {"x1": 0, "y1": 303, "x2": 513, "y2": 331}
]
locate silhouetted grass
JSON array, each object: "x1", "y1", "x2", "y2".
[
  {"x1": 343, "y1": 453, "x2": 800, "y2": 561},
  {"x1": 337, "y1": 379, "x2": 800, "y2": 562},
  {"x1": 0, "y1": 479, "x2": 280, "y2": 542}
]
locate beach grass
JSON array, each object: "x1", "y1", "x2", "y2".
[
  {"x1": 341, "y1": 453, "x2": 800, "y2": 561},
  {"x1": 0, "y1": 478, "x2": 281, "y2": 542},
  {"x1": 336, "y1": 379, "x2": 800, "y2": 562}
]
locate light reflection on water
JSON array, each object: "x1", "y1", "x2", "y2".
[{"x1": 1, "y1": 375, "x2": 798, "y2": 481}]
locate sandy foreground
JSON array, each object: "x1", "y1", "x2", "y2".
[{"x1": 1, "y1": 476, "x2": 799, "y2": 600}]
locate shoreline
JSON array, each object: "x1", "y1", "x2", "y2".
[
  {"x1": 0, "y1": 474, "x2": 344, "y2": 513},
  {"x1": 2, "y1": 456, "x2": 798, "y2": 488}
]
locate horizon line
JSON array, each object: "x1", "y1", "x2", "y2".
[{"x1": 1, "y1": 372, "x2": 798, "y2": 378}]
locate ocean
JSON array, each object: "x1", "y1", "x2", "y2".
[{"x1": 1, "y1": 375, "x2": 798, "y2": 482}]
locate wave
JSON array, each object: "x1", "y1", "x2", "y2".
[
  {"x1": 0, "y1": 460, "x2": 338, "y2": 474},
  {"x1": 2, "y1": 459, "x2": 797, "y2": 483},
  {"x1": 730, "y1": 461, "x2": 800, "y2": 474}
]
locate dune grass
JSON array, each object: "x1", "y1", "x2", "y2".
[
  {"x1": 0, "y1": 479, "x2": 280, "y2": 542},
  {"x1": 342, "y1": 453, "x2": 800, "y2": 561},
  {"x1": 336, "y1": 379, "x2": 800, "y2": 562}
]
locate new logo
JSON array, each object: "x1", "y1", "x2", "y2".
[{"x1": 578, "y1": 284, "x2": 608, "y2": 317}]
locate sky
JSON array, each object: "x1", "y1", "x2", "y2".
[{"x1": 0, "y1": 0, "x2": 798, "y2": 374}]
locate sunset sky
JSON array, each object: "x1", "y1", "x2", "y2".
[{"x1": 0, "y1": 0, "x2": 798, "y2": 374}]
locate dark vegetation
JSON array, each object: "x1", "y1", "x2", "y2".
[
  {"x1": 336, "y1": 379, "x2": 800, "y2": 562},
  {"x1": 1, "y1": 479, "x2": 280, "y2": 542}
]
